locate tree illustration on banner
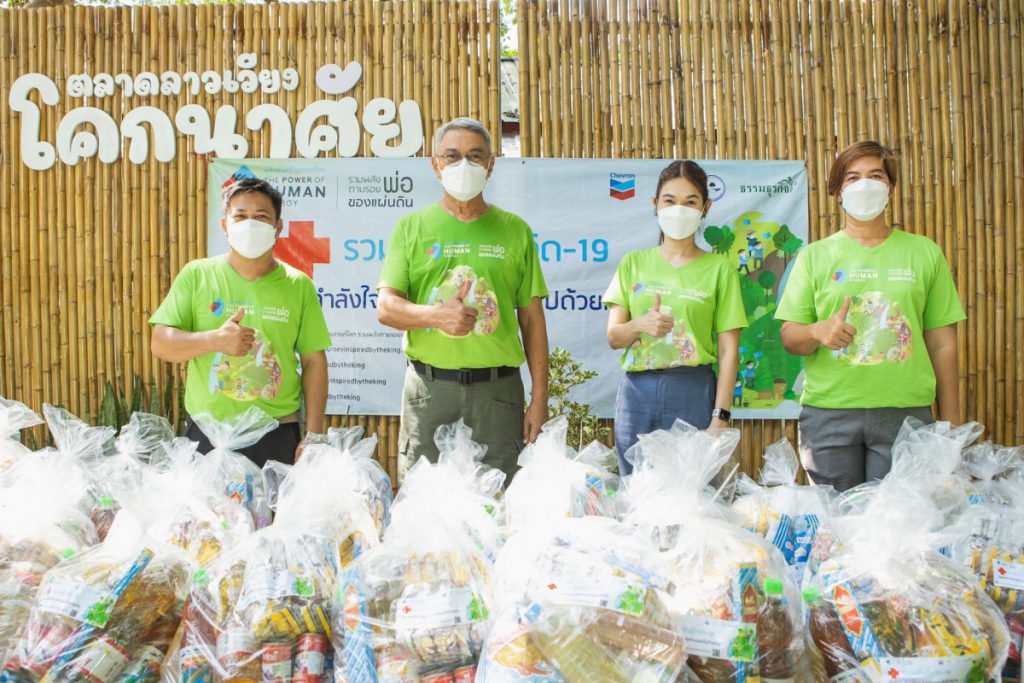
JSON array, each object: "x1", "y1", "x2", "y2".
[{"x1": 710, "y1": 210, "x2": 804, "y2": 410}]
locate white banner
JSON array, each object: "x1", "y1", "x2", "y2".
[{"x1": 208, "y1": 158, "x2": 808, "y2": 418}]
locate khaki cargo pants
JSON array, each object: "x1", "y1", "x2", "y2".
[{"x1": 397, "y1": 365, "x2": 525, "y2": 486}]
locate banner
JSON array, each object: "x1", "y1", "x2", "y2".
[{"x1": 208, "y1": 158, "x2": 808, "y2": 418}]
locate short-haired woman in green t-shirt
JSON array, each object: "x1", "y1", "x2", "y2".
[
  {"x1": 776, "y1": 141, "x2": 966, "y2": 492},
  {"x1": 603, "y1": 160, "x2": 749, "y2": 475}
]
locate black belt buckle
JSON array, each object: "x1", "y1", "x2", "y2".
[{"x1": 457, "y1": 369, "x2": 474, "y2": 386}]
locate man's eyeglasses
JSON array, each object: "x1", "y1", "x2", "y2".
[{"x1": 435, "y1": 152, "x2": 491, "y2": 166}]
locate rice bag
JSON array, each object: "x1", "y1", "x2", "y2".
[
  {"x1": 732, "y1": 438, "x2": 834, "y2": 583},
  {"x1": 189, "y1": 408, "x2": 276, "y2": 530},
  {"x1": 332, "y1": 421, "x2": 500, "y2": 682},
  {"x1": 0, "y1": 399, "x2": 42, "y2": 473}
]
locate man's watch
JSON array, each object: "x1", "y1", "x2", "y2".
[
  {"x1": 302, "y1": 431, "x2": 330, "y2": 445},
  {"x1": 711, "y1": 408, "x2": 732, "y2": 422}
]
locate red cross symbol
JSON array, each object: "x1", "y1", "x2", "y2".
[
  {"x1": 402, "y1": 605, "x2": 412, "y2": 614},
  {"x1": 274, "y1": 220, "x2": 331, "y2": 278},
  {"x1": 888, "y1": 668, "x2": 900, "y2": 679},
  {"x1": 998, "y1": 567, "x2": 1008, "y2": 576},
  {"x1": 547, "y1": 583, "x2": 557, "y2": 590}
]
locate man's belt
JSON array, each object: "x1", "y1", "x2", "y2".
[{"x1": 410, "y1": 360, "x2": 519, "y2": 386}]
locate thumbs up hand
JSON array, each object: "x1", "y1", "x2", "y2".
[
  {"x1": 214, "y1": 307, "x2": 256, "y2": 356},
  {"x1": 434, "y1": 280, "x2": 479, "y2": 337},
  {"x1": 636, "y1": 293, "x2": 675, "y2": 337},
  {"x1": 814, "y1": 296, "x2": 857, "y2": 350}
]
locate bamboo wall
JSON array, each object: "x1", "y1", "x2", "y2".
[
  {"x1": 1, "y1": 0, "x2": 1022, "y2": 483},
  {"x1": 518, "y1": 0, "x2": 1024, "y2": 476}
]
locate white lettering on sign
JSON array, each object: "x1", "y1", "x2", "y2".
[{"x1": 9, "y1": 56, "x2": 425, "y2": 170}]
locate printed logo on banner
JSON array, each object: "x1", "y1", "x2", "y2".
[
  {"x1": 832, "y1": 270, "x2": 847, "y2": 284},
  {"x1": 273, "y1": 221, "x2": 331, "y2": 278},
  {"x1": 707, "y1": 174, "x2": 726, "y2": 201},
  {"x1": 609, "y1": 173, "x2": 636, "y2": 200},
  {"x1": 222, "y1": 165, "x2": 257, "y2": 189},
  {"x1": 209, "y1": 299, "x2": 225, "y2": 317}
]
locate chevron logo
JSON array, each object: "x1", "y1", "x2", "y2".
[{"x1": 610, "y1": 173, "x2": 636, "y2": 200}]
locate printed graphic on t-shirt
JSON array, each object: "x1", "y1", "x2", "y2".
[
  {"x1": 428, "y1": 264, "x2": 501, "y2": 338},
  {"x1": 835, "y1": 291, "x2": 913, "y2": 365},
  {"x1": 625, "y1": 315, "x2": 700, "y2": 370},
  {"x1": 207, "y1": 329, "x2": 283, "y2": 400}
]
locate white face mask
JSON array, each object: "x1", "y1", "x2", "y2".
[
  {"x1": 227, "y1": 218, "x2": 278, "y2": 259},
  {"x1": 657, "y1": 204, "x2": 704, "y2": 240},
  {"x1": 440, "y1": 158, "x2": 489, "y2": 202},
  {"x1": 841, "y1": 178, "x2": 890, "y2": 221}
]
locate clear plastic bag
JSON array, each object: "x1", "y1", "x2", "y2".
[
  {"x1": 0, "y1": 399, "x2": 42, "y2": 473},
  {"x1": 499, "y1": 416, "x2": 619, "y2": 535},
  {"x1": 1, "y1": 512, "x2": 190, "y2": 683},
  {"x1": 0, "y1": 458, "x2": 99, "y2": 669},
  {"x1": 119, "y1": 437, "x2": 254, "y2": 568},
  {"x1": 190, "y1": 408, "x2": 277, "y2": 530},
  {"x1": 622, "y1": 422, "x2": 805, "y2": 683},
  {"x1": 803, "y1": 470, "x2": 1011, "y2": 682},
  {"x1": 38, "y1": 405, "x2": 119, "y2": 543},
  {"x1": 479, "y1": 516, "x2": 684, "y2": 683},
  {"x1": 328, "y1": 428, "x2": 393, "y2": 534},
  {"x1": 332, "y1": 422, "x2": 500, "y2": 682},
  {"x1": 163, "y1": 431, "x2": 382, "y2": 683},
  {"x1": 732, "y1": 439, "x2": 834, "y2": 583}
]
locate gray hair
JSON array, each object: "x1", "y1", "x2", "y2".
[{"x1": 433, "y1": 117, "x2": 492, "y2": 153}]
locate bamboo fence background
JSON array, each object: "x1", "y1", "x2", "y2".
[
  {"x1": 518, "y1": 0, "x2": 1024, "y2": 478},
  {"x1": 1, "y1": 0, "x2": 1021, "y2": 484}
]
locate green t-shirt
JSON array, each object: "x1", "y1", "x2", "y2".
[
  {"x1": 377, "y1": 203, "x2": 549, "y2": 369},
  {"x1": 775, "y1": 229, "x2": 965, "y2": 409},
  {"x1": 148, "y1": 256, "x2": 332, "y2": 420},
  {"x1": 602, "y1": 249, "x2": 748, "y2": 371}
]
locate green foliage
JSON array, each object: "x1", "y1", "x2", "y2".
[
  {"x1": 499, "y1": 0, "x2": 518, "y2": 58},
  {"x1": 90, "y1": 374, "x2": 183, "y2": 433},
  {"x1": 546, "y1": 347, "x2": 609, "y2": 449}
]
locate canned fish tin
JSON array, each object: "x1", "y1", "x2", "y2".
[
  {"x1": 261, "y1": 642, "x2": 292, "y2": 683},
  {"x1": 292, "y1": 634, "x2": 328, "y2": 683}
]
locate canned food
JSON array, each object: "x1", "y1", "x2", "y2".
[
  {"x1": 217, "y1": 625, "x2": 257, "y2": 670},
  {"x1": 292, "y1": 634, "x2": 328, "y2": 683},
  {"x1": 261, "y1": 642, "x2": 292, "y2": 683}
]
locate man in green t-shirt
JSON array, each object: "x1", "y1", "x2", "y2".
[
  {"x1": 150, "y1": 178, "x2": 332, "y2": 467},
  {"x1": 776, "y1": 141, "x2": 965, "y2": 491},
  {"x1": 377, "y1": 117, "x2": 550, "y2": 483}
]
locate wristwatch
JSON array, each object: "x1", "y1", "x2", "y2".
[{"x1": 711, "y1": 408, "x2": 732, "y2": 422}]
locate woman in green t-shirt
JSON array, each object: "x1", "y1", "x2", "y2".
[
  {"x1": 603, "y1": 160, "x2": 748, "y2": 475},
  {"x1": 776, "y1": 141, "x2": 966, "y2": 491}
]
